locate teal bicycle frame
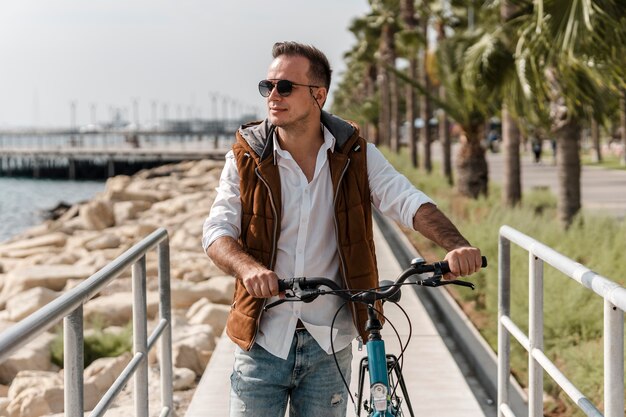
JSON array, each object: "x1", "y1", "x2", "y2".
[
  {"x1": 366, "y1": 339, "x2": 396, "y2": 416},
  {"x1": 356, "y1": 305, "x2": 413, "y2": 417}
]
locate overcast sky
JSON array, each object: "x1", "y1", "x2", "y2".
[{"x1": 0, "y1": 0, "x2": 370, "y2": 128}]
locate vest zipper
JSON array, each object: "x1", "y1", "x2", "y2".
[
  {"x1": 332, "y1": 158, "x2": 360, "y2": 331},
  {"x1": 249, "y1": 167, "x2": 280, "y2": 346}
]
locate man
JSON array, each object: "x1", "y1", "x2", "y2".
[{"x1": 202, "y1": 41, "x2": 482, "y2": 417}]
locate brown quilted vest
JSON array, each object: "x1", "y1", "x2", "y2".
[{"x1": 225, "y1": 112, "x2": 381, "y2": 351}]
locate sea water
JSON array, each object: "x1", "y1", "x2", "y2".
[{"x1": 0, "y1": 177, "x2": 104, "y2": 243}]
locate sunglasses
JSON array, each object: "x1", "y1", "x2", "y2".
[{"x1": 258, "y1": 79, "x2": 320, "y2": 97}]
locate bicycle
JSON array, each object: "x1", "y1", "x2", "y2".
[{"x1": 264, "y1": 256, "x2": 487, "y2": 417}]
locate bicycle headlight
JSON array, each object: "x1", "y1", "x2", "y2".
[{"x1": 370, "y1": 383, "x2": 388, "y2": 411}]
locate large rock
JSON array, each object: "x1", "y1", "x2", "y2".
[
  {"x1": 113, "y1": 200, "x2": 152, "y2": 224},
  {"x1": 0, "y1": 332, "x2": 55, "y2": 384},
  {"x1": 0, "y1": 264, "x2": 95, "y2": 308},
  {"x1": 7, "y1": 371, "x2": 61, "y2": 400},
  {"x1": 2, "y1": 245, "x2": 64, "y2": 260},
  {"x1": 84, "y1": 352, "x2": 132, "y2": 401},
  {"x1": 104, "y1": 175, "x2": 132, "y2": 194},
  {"x1": 172, "y1": 367, "x2": 196, "y2": 391},
  {"x1": 186, "y1": 299, "x2": 230, "y2": 335},
  {"x1": 0, "y1": 233, "x2": 67, "y2": 252},
  {"x1": 84, "y1": 233, "x2": 122, "y2": 251},
  {"x1": 171, "y1": 276, "x2": 235, "y2": 309},
  {"x1": 169, "y1": 228, "x2": 200, "y2": 252},
  {"x1": 5, "y1": 287, "x2": 60, "y2": 322},
  {"x1": 79, "y1": 200, "x2": 115, "y2": 230},
  {"x1": 105, "y1": 178, "x2": 169, "y2": 203},
  {"x1": 172, "y1": 324, "x2": 216, "y2": 376},
  {"x1": 6, "y1": 371, "x2": 63, "y2": 417},
  {"x1": 84, "y1": 292, "x2": 160, "y2": 326},
  {"x1": 185, "y1": 159, "x2": 224, "y2": 177}
]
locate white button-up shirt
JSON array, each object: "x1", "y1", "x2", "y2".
[{"x1": 202, "y1": 125, "x2": 434, "y2": 359}]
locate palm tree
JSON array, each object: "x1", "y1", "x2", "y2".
[
  {"x1": 333, "y1": 13, "x2": 382, "y2": 143},
  {"x1": 400, "y1": 0, "x2": 421, "y2": 167},
  {"x1": 621, "y1": 89, "x2": 626, "y2": 166},
  {"x1": 513, "y1": 0, "x2": 625, "y2": 225},
  {"x1": 590, "y1": 116, "x2": 602, "y2": 163},
  {"x1": 420, "y1": 10, "x2": 434, "y2": 173},
  {"x1": 370, "y1": 0, "x2": 401, "y2": 149},
  {"x1": 432, "y1": 1, "x2": 455, "y2": 184},
  {"x1": 500, "y1": 0, "x2": 523, "y2": 206},
  {"x1": 395, "y1": 26, "x2": 496, "y2": 197}
]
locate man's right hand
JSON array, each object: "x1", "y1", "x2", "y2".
[
  {"x1": 206, "y1": 236, "x2": 280, "y2": 299},
  {"x1": 241, "y1": 267, "x2": 280, "y2": 298}
]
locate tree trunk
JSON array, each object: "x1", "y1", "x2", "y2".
[
  {"x1": 591, "y1": 117, "x2": 602, "y2": 163},
  {"x1": 456, "y1": 124, "x2": 489, "y2": 198},
  {"x1": 390, "y1": 64, "x2": 400, "y2": 153},
  {"x1": 420, "y1": 19, "x2": 432, "y2": 172},
  {"x1": 502, "y1": 106, "x2": 521, "y2": 206},
  {"x1": 439, "y1": 85, "x2": 452, "y2": 185},
  {"x1": 619, "y1": 89, "x2": 626, "y2": 165},
  {"x1": 555, "y1": 121, "x2": 582, "y2": 226},
  {"x1": 407, "y1": 57, "x2": 419, "y2": 166},
  {"x1": 367, "y1": 65, "x2": 379, "y2": 145},
  {"x1": 436, "y1": 5, "x2": 451, "y2": 183},
  {"x1": 500, "y1": 0, "x2": 522, "y2": 205},
  {"x1": 546, "y1": 66, "x2": 582, "y2": 227},
  {"x1": 378, "y1": 25, "x2": 393, "y2": 147},
  {"x1": 402, "y1": 0, "x2": 418, "y2": 165}
]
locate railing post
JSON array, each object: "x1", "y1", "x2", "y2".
[
  {"x1": 64, "y1": 305, "x2": 84, "y2": 417},
  {"x1": 133, "y1": 256, "x2": 149, "y2": 417},
  {"x1": 529, "y1": 254, "x2": 544, "y2": 417},
  {"x1": 159, "y1": 239, "x2": 174, "y2": 415},
  {"x1": 604, "y1": 300, "x2": 624, "y2": 417},
  {"x1": 497, "y1": 234, "x2": 511, "y2": 417}
]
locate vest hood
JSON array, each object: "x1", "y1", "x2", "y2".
[{"x1": 237, "y1": 111, "x2": 357, "y2": 161}]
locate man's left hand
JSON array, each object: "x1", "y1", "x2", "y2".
[{"x1": 443, "y1": 247, "x2": 482, "y2": 279}]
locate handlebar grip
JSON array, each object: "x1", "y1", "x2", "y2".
[
  {"x1": 277, "y1": 279, "x2": 291, "y2": 292},
  {"x1": 434, "y1": 256, "x2": 488, "y2": 275}
]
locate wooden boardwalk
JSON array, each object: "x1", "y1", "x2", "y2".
[{"x1": 184, "y1": 220, "x2": 486, "y2": 417}]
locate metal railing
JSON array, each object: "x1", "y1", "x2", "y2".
[
  {"x1": 0, "y1": 227, "x2": 173, "y2": 417},
  {"x1": 498, "y1": 225, "x2": 626, "y2": 417}
]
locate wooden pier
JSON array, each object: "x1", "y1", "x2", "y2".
[{"x1": 0, "y1": 127, "x2": 234, "y2": 179}]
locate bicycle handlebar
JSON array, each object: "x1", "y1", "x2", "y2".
[{"x1": 268, "y1": 256, "x2": 487, "y2": 310}]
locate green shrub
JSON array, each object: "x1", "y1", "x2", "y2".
[{"x1": 51, "y1": 320, "x2": 133, "y2": 368}]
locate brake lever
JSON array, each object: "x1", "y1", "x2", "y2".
[
  {"x1": 264, "y1": 298, "x2": 287, "y2": 311},
  {"x1": 417, "y1": 276, "x2": 475, "y2": 290}
]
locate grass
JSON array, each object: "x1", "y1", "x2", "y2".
[
  {"x1": 51, "y1": 319, "x2": 133, "y2": 368},
  {"x1": 381, "y1": 147, "x2": 626, "y2": 417},
  {"x1": 581, "y1": 152, "x2": 626, "y2": 171}
]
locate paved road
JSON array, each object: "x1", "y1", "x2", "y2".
[{"x1": 485, "y1": 149, "x2": 626, "y2": 219}]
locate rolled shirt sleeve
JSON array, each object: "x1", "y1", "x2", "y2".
[
  {"x1": 201, "y1": 151, "x2": 242, "y2": 252},
  {"x1": 367, "y1": 143, "x2": 435, "y2": 228}
]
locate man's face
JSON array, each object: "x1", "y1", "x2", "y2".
[{"x1": 265, "y1": 54, "x2": 319, "y2": 129}]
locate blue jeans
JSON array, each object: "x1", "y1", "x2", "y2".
[{"x1": 229, "y1": 329, "x2": 353, "y2": 417}]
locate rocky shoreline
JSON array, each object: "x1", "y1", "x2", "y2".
[{"x1": 0, "y1": 159, "x2": 232, "y2": 417}]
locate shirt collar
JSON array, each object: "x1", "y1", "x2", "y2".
[{"x1": 272, "y1": 124, "x2": 336, "y2": 161}]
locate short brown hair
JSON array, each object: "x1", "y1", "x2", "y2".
[{"x1": 272, "y1": 41, "x2": 332, "y2": 90}]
